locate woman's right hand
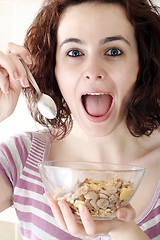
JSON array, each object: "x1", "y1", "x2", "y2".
[
  {"x1": 0, "y1": 42, "x2": 32, "y2": 122},
  {"x1": 44, "y1": 192, "x2": 136, "y2": 238},
  {"x1": 44, "y1": 193, "x2": 151, "y2": 240}
]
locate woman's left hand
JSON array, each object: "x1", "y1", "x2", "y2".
[{"x1": 44, "y1": 192, "x2": 136, "y2": 238}]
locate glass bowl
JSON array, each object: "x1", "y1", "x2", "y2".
[{"x1": 38, "y1": 161, "x2": 145, "y2": 220}]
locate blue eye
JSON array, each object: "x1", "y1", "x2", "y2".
[
  {"x1": 107, "y1": 48, "x2": 122, "y2": 57},
  {"x1": 67, "y1": 50, "x2": 83, "y2": 57}
]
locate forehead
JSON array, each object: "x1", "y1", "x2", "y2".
[{"x1": 57, "y1": 2, "x2": 135, "y2": 42}]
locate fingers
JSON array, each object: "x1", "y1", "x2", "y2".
[
  {"x1": 0, "y1": 42, "x2": 32, "y2": 121},
  {"x1": 0, "y1": 71, "x2": 9, "y2": 93},
  {"x1": 43, "y1": 193, "x2": 68, "y2": 231},
  {"x1": 6, "y1": 42, "x2": 32, "y2": 65},
  {"x1": 44, "y1": 193, "x2": 86, "y2": 236},
  {"x1": 0, "y1": 42, "x2": 32, "y2": 92},
  {"x1": 0, "y1": 50, "x2": 30, "y2": 93},
  {"x1": 0, "y1": 51, "x2": 19, "y2": 81},
  {"x1": 44, "y1": 193, "x2": 137, "y2": 238},
  {"x1": 116, "y1": 204, "x2": 136, "y2": 222},
  {"x1": 79, "y1": 205, "x2": 115, "y2": 237},
  {"x1": 79, "y1": 204, "x2": 97, "y2": 236},
  {"x1": 9, "y1": 54, "x2": 30, "y2": 87},
  {"x1": 45, "y1": 193, "x2": 111, "y2": 238},
  {"x1": 58, "y1": 201, "x2": 85, "y2": 235}
]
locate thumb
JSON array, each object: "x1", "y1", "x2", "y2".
[{"x1": 116, "y1": 204, "x2": 136, "y2": 222}]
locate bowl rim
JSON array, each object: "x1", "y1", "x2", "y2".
[{"x1": 38, "y1": 160, "x2": 145, "y2": 173}]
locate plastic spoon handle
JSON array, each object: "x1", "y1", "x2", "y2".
[{"x1": 19, "y1": 58, "x2": 41, "y2": 95}]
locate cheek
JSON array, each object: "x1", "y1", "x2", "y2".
[
  {"x1": 55, "y1": 69, "x2": 74, "y2": 110},
  {"x1": 55, "y1": 61, "x2": 79, "y2": 98},
  {"x1": 117, "y1": 63, "x2": 139, "y2": 96},
  {"x1": 55, "y1": 64, "x2": 67, "y2": 95}
]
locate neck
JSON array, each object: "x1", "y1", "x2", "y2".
[{"x1": 67, "y1": 120, "x2": 155, "y2": 165}]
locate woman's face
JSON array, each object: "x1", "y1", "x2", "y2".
[{"x1": 55, "y1": 2, "x2": 139, "y2": 137}]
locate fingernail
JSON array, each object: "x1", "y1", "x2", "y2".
[
  {"x1": 25, "y1": 55, "x2": 32, "y2": 65},
  {"x1": 58, "y1": 201, "x2": 65, "y2": 210},
  {"x1": 14, "y1": 72, "x2": 19, "y2": 80},
  {"x1": 78, "y1": 204, "x2": 86, "y2": 213},
  {"x1": 58, "y1": 201, "x2": 63, "y2": 207},
  {"x1": 119, "y1": 210, "x2": 126, "y2": 219},
  {"x1": 43, "y1": 192, "x2": 48, "y2": 200},
  {"x1": 44, "y1": 194, "x2": 53, "y2": 204},
  {"x1": 4, "y1": 89, "x2": 9, "y2": 94},
  {"x1": 43, "y1": 192, "x2": 51, "y2": 201},
  {"x1": 22, "y1": 77, "x2": 29, "y2": 87},
  {"x1": 2, "y1": 88, "x2": 9, "y2": 94}
]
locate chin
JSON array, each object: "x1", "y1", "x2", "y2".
[{"x1": 73, "y1": 109, "x2": 121, "y2": 137}]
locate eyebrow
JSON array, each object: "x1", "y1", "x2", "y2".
[
  {"x1": 99, "y1": 35, "x2": 130, "y2": 46},
  {"x1": 60, "y1": 35, "x2": 130, "y2": 48},
  {"x1": 60, "y1": 38, "x2": 85, "y2": 47}
]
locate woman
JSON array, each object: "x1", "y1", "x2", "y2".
[{"x1": 0, "y1": 0, "x2": 159, "y2": 239}]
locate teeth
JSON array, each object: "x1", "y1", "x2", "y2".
[{"x1": 87, "y1": 93, "x2": 105, "y2": 96}]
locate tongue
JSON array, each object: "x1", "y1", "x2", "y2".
[{"x1": 83, "y1": 94, "x2": 112, "y2": 117}]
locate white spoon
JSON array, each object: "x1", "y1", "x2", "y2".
[{"x1": 20, "y1": 58, "x2": 57, "y2": 119}]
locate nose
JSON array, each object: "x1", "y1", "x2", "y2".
[{"x1": 83, "y1": 57, "x2": 106, "y2": 81}]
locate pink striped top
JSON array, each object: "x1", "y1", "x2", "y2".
[{"x1": 0, "y1": 130, "x2": 159, "y2": 240}]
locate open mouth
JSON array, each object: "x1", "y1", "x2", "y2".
[{"x1": 81, "y1": 92, "x2": 113, "y2": 118}]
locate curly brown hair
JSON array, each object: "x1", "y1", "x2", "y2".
[{"x1": 23, "y1": 0, "x2": 160, "y2": 139}]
